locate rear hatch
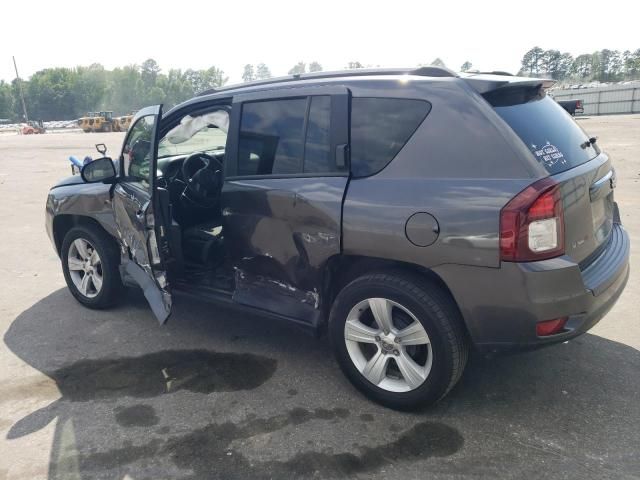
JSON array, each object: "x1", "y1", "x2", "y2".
[{"x1": 484, "y1": 85, "x2": 615, "y2": 266}]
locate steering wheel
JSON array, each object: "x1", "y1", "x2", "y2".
[{"x1": 181, "y1": 152, "x2": 223, "y2": 208}]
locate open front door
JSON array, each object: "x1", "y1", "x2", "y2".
[{"x1": 112, "y1": 105, "x2": 172, "y2": 324}]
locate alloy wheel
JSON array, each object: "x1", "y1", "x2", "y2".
[
  {"x1": 344, "y1": 298, "x2": 433, "y2": 393},
  {"x1": 67, "y1": 238, "x2": 103, "y2": 298}
]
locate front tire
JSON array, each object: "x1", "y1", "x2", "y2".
[
  {"x1": 61, "y1": 225, "x2": 122, "y2": 309},
  {"x1": 329, "y1": 272, "x2": 468, "y2": 410}
]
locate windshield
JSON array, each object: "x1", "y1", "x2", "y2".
[
  {"x1": 158, "y1": 109, "x2": 229, "y2": 158},
  {"x1": 157, "y1": 126, "x2": 227, "y2": 158}
]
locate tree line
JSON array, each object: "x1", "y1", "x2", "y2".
[
  {"x1": 0, "y1": 59, "x2": 227, "y2": 121},
  {"x1": 1, "y1": 50, "x2": 638, "y2": 122},
  {"x1": 517, "y1": 47, "x2": 640, "y2": 82}
]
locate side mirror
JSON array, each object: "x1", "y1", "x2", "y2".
[
  {"x1": 81, "y1": 157, "x2": 117, "y2": 183},
  {"x1": 95, "y1": 143, "x2": 107, "y2": 155}
]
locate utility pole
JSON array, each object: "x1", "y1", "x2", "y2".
[{"x1": 12, "y1": 56, "x2": 28, "y2": 122}]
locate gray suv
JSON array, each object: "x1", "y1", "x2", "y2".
[{"x1": 45, "y1": 67, "x2": 630, "y2": 409}]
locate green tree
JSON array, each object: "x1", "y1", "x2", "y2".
[
  {"x1": 201, "y1": 66, "x2": 228, "y2": 90},
  {"x1": 623, "y1": 49, "x2": 640, "y2": 78},
  {"x1": 594, "y1": 49, "x2": 620, "y2": 81},
  {"x1": 159, "y1": 69, "x2": 194, "y2": 108},
  {"x1": 557, "y1": 53, "x2": 574, "y2": 80},
  {"x1": 141, "y1": 58, "x2": 161, "y2": 88},
  {"x1": 74, "y1": 64, "x2": 107, "y2": 115},
  {"x1": 346, "y1": 61, "x2": 363, "y2": 69},
  {"x1": 25, "y1": 68, "x2": 78, "y2": 120},
  {"x1": 288, "y1": 62, "x2": 306, "y2": 75},
  {"x1": 607, "y1": 50, "x2": 623, "y2": 80},
  {"x1": 541, "y1": 50, "x2": 561, "y2": 76},
  {"x1": 520, "y1": 46, "x2": 545, "y2": 75},
  {"x1": 430, "y1": 58, "x2": 446, "y2": 67},
  {"x1": 184, "y1": 69, "x2": 205, "y2": 93},
  {"x1": 0, "y1": 81, "x2": 15, "y2": 120},
  {"x1": 242, "y1": 64, "x2": 255, "y2": 82},
  {"x1": 591, "y1": 51, "x2": 603, "y2": 81},
  {"x1": 11, "y1": 78, "x2": 32, "y2": 121},
  {"x1": 107, "y1": 65, "x2": 143, "y2": 114},
  {"x1": 571, "y1": 54, "x2": 593, "y2": 78},
  {"x1": 146, "y1": 86, "x2": 166, "y2": 105},
  {"x1": 309, "y1": 61, "x2": 323, "y2": 72},
  {"x1": 256, "y1": 63, "x2": 272, "y2": 79},
  {"x1": 460, "y1": 61, "x2": 473, "y2": 71},
  {"x1": 182, "y1": 67, "x2": 226, "y2": 94}
]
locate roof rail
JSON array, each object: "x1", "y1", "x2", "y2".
[
  {"x1": 487, "y1": 71, "x2": 513, "y2": 76},
  {"x1": 467, "y1": 70, "x2": 514, "y2": 76},
  {"x1": 197, "y1": 66, "x2": 458, "y2": 96}
]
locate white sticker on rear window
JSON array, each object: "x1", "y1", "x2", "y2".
[{"x1": 531, "y1": 143, "x2": 567, "y2": 169}]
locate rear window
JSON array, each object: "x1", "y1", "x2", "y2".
[
  {"x1": 486, "y1": 88, "x2": 599, "y2": 175},
  {"x1": 350, "y1": 98, "x2": 431, "y2": 177}
]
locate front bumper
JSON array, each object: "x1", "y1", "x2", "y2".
[
  {"x1": 433, "y1": 223, "x2": 630, "y2": 353},
  {"x1": 45, "y1": 194, "x2": 57, "y2": 255}
]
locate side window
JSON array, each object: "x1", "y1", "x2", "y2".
[
  {"x1": 303, "y1": 96, "x2": 332, "y2": 173},
  {"x1": 350, "y1": 98, "x2": 431, "y2": 177},
  {"x1": 122, "y1": 115, "x2": 156, "y2": 190},
  {"x1": 238, "y1": 98, "x2": 306, "y2": 176}
]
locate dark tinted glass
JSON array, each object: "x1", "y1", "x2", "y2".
[
  {"x1": 350, "y1": 98, "x2": 431, "y2": 177},
  {"x1": 238, "y1": 99, "x2": 306, "y2": 175},
  {"x1": 487, "y1": 89, "x2": 599, "y2": 175},
  {"x1": 304, "y1": 96, "x2": 332, "y2": 173}
]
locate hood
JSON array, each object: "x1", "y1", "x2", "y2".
[{"x1": 50, "y1": 175, "x2": 85, "y2": 190}]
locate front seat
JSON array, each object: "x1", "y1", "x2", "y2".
[{"x1": 182, "y1": 221, "x2": 224, "y2": 267}]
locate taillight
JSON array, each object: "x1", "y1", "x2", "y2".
[{"x1": 500, "y1": 177, "x2": 564, "y2": 262}]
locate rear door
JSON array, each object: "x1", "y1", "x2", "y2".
[
  {"x1": 222, "y1": 86, "x2": 350, "y2": 326},
  {"x1": 112, "y1": 105, "x2": 172, "y2": 324},
  {"x1": 487, "y1": 88, "x2": 615, "y2": 265}
]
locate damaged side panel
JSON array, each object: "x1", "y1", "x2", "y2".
[
  {"x1": 233, "y1": 269, "x2": 321, "y2": 327},
  {"x1": 223, "y1": 177, "x2": 347, "y2": 326},
  {"x1": 121, "y1": 260, "x2": 171, "y2": 323},
  {"x1": 46, "y1": 183, "x2": 118, "y2": 252},
  {"x1": 112, "y1": 183, "x2": 171, "y2": 324}
]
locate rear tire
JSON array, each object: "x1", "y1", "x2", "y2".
[
  {"x1": 329, "y1": 272, "x2": 468, "y2": 410},
  {"x1": 61, "y1": 225, "x2": 122, "y2": 309}
]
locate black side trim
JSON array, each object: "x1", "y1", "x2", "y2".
[{"x1": 171, "y1": 285, "x2": 318, "y2": 335}]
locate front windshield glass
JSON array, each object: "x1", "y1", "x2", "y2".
[{"x1": 157, "y1": 126, "x2": 227, "y2": 158}]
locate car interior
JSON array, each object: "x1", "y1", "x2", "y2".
[{"x1": 155, "y1": 104, "x2": 234, "y2": 295}]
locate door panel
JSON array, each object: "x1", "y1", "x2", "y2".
[
  {"x1": 223, "y1": 177, "x2": 348, "y2": 325},
  {"x1": 112, "y1": 105, "x2": 172, "y2": 324},
  {"x1": 222, "y1": 87, "x2": 350, "y2": 325}
]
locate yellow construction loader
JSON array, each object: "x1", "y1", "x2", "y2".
[{"x1": 77, "y1": 111, "x2": 115, "y2": 133}]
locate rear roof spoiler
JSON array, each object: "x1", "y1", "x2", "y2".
[{"x1": 461, "y1": 73, "x2": 556, "y2": 94}]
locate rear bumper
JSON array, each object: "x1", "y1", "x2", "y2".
[{"x1": 433, "y1": 223, "x2": 630, "y2": 353}]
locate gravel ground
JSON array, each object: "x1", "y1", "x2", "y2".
[{"x1": 0, "y1": 117, "x2": 639, "y2": 480}]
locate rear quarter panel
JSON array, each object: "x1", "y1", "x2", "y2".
[{"x1": 342, "y1": 79, "x2": 545, "y2": 269}]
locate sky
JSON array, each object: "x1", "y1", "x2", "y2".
[{"x1": 1, "y1": 0, "x2": 639, "y2": 84}]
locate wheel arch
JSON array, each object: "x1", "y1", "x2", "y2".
[
  {"x1": 321, "y1": 254, "x2": 468, "y2": 337},
  {"x1": 53, "y1": 214, "x2": 117, "y2": 256}
]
